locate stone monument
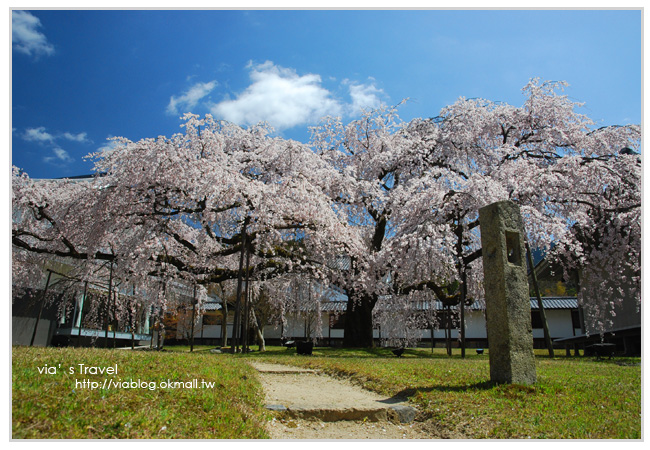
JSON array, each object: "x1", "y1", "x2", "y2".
[{"x1": 479, "y1": 200, "x2": 536, "y2": 385}]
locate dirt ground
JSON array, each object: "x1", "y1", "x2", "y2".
[
  {"x1": 250, "y1": 362, "x2": 441, "y2": 440},
  {"x1": 266, "y1": 416, "x2": 435, "y2": 440}
]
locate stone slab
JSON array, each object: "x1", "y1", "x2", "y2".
[{"x1": 250, "y1": 362, "x2": 317, "y2": 374}]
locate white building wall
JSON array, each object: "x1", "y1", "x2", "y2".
[
  {"x1": 283, "y1": 315, "x2": 308, "y2": 338},
  {"x1": 532, "y1": 309, "x2": 577, "y2": 338},
  {"x1": 263, "y1": 325, "x2": 283, "y2": 339},
  {"x1": 191, "y1": 309, "x2": 577, "y2": 344},
  {"x1": 465, "y1": 310, "x2": 488, "y2": 338},
  {"x1": 328, "y1": 329, "x2": 345, "y2": 339},
  {"x1": 193, "y1": 323, "x2": 286, "y2": 340},
  {"x1": 199, "y1": 324, "x2": 221, "y2": 339}
]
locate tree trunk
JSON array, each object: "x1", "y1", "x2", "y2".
[
  {"x1": 341, "y1": 213, "x2": 387, "y2": 349},
  {"x1": 231, "y1": 230, "x2": 247, "y2": 353},
  {"x1": 250, "y1": 308, "x2": 266, "y2": 352},
  {"x1": 343, "y1": 292, "x2": 376, "y2": 347},
  {"x1": 526, "y1": 242, "x2": 554, "y2": 357},
  {"x1": 256, "y1": 326, "x2": 266, "y2": 352}
]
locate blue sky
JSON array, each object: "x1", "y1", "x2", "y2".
[{"x1": 11, "y1": 8, "x2": 642, "y2": 179}]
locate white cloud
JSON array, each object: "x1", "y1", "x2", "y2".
[
  {"x1": 347, "y1": 82, "x2": 385, "y2": 114},
  {"x1": 23, "y1": 127, "x2": 54, "y2": 143},
  {"x1": 23, "y1": 127, "x2": 91, "y2": 144},
  {"x1": 62, "y1": 131, "x2": 90, "y2": 143},
  {"x1": 97, "y1": 139, "x2": 121, "y2": 153},
  {"x1": 167, "y1": 81, "x2": 217, "y2": 115},
  {"x1": 211, "y1": 61, "x2": 343, "y2": 130},
  {"x1": 169, "y1": 62, "x2": 390, "y2": 131},
  {"x1": 12, "y1": 10, "x2": 55, "y2": 58},
  {"x1": 43, "y1": 147, "x2": 73, "y2": 165},
  {"x1": 22, "y1": 126, "x2": 89, "y2": 166}
]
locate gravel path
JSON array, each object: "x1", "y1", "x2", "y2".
[{"x1": 250, "y1": 362, "x2": 433, "y2": 440}]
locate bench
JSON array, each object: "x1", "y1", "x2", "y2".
[
  {"x1": 586, "y1": 343, "x2": 617, "y2": 359},
  {"x1": 296, "y1": 341, "x2": 314, "y2": 355}
]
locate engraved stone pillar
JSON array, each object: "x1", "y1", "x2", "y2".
[{"x1": 479, "y1": 200, "x2": 536, "y2": 385}]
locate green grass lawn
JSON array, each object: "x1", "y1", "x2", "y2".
[
  {"x1": 249, "y1": 346, "x2": 642, "y2": 439},
  {"x1": 12, "y1": 345, "x2": 641, "y2": 439},
  {"x1": 12, "y1": 346, "x2": 269, "y2": 439}
]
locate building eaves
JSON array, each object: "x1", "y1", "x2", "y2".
[{"x1": 300, "y1": 297, "x2": 578, "y2": 313}]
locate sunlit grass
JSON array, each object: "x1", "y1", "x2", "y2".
[
  {"x1": 12, "y1": 346, "x2": 269, "y2": 439},
  {"x1": 248, "y1": 345, "x2": 641, "y2": 439},
  {"x1": 13, "y1": 345, "x2": 641, "y2": 439}
]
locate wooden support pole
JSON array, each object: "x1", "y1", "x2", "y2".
[
  {"x1": 104, "y1": 262, "x2": 113, "y2": 348},
  {"x1": 242, "y1": 244, "x2": 251, "y2": 352},
  {"x1": 77, "y1": 280, "x2": 88, "y2": 346},
  {"x1": 220, "y1": 284, "x2": 228, "y2": 348},
  {"x1": 190, "y1": 285, "x2": 197, "y2": 352},
  {"x1": 130, "y1": 284, "x2": 136, "y2": 350},
  {"x1": 112, "y1": 289, "x2": 118, "y2": 348},
  {"x1": 30, "y1": 270, "x2": 53, "y2": 347},
  {"x1": 460, "y1": 268, "x2": 467, "y2": 358}
]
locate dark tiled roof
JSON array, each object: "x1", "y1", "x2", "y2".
[
  {"x1": 313, "y1": 297, "x2": 578, "y2": 313},
  {"x1": 201, "y1": 302, "x2": 222, "y2": 311},
  {"x1": 529, "y1": 297, "x2": 579, "y2": 310},
  {"x1": 466, "y1": 297, "x2": 578, "y2": 310}
]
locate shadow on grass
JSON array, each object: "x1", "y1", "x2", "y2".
[
  {"x1": 371, "y1": 381, "x2": 498, "y2": 406},
  {"x1": 387, "y1": 380, "x2": 547, "y2": 407},
  {"x1": 394, "y1": 380, "x2": 497, "y2": 398},
  {"x1": 247, "y1": 346, "x2": 480, "y2": 360}
]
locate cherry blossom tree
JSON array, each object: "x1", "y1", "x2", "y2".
[
  {"x1": 310, "y1": 79, "x2": 640, "y2": 347},
  {"x1": 12, "y1": 115, "x2": 349, "y2": 346},
  {"x1": 13, "y1": 80, "x2": 640, "y2": 350},
  {"x1": 309, "y1": 103, "x2": 431, "y2": 347},
  {"x1": 389, "y1": 79, "x2": 640, "y2": 342}
]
